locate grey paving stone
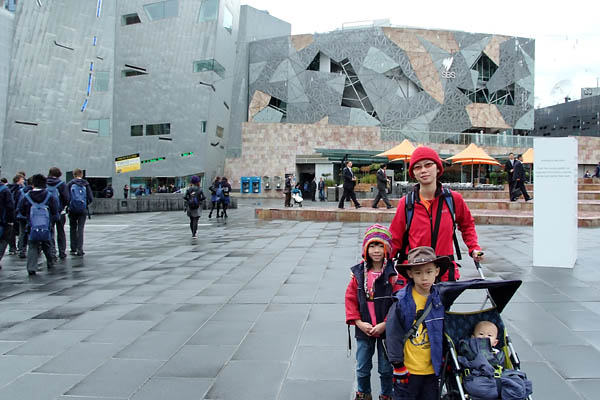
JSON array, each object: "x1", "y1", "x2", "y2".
[
  {"x1": 156, "y1": 345, "x2": 235, "y2": 378},
  {"x1": 7, "y1": 329, "x2": 91, "y2": 356},
  {"x1": 0, "y1": 341, "x2": 24, "y2": 355},
  {"x1": 130, "y1": 377, "x2": 213, "y2": 400},
  {"x1": 0, "y1": 355, "x2": 51, "y2": 387},
  {"x1": 535, "y1": 345, "x2": 600, "y2": 379},
  {"x1": 0, "y1": 373, "x2": 83, "y2": 400},
  {"x1": 209, "y1": 303, "x2": 266, "y2": 322},
  {"x1": 287, "y1": 346, "x2": 355, "y2": 381},
  {"x1": 0, "y1": 319, "x2": 67, "y2": 341},
  {"x1": 205, "y1": 360, "x2": 288, "y2": 400},
  {"x1": 83, "y1": 320, "x2": 155, "y2": 345},
  {"x1": 570, "y1": 379, "x2": 600, "y2": 400},
  {"x1": 232, "y1": 332, "x2": 299, "y2": 361},
  {"x1": 34, "y1": 342, "x2": 121, "y2": 374},
  {"x1": 115, "y1": 331, "x2": 190, "y2": 360},
  {"x1": 186, "y1": 320, "x2": 253, "y2": 345},
  {"x1": 150, "y1": 308, "x2": 218, "y2": 332},
  {"x1": 521, "y1": 361, "x2": 584, "y2": 399},
  {"x1": 66, "y1": 358, "x2": 163, "y2": 398},
  {"x1": 279, "y1": 378, "x2": 354, "y2": 400}
]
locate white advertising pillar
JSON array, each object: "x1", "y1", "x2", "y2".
[{"x1": 533, "y1": 137, "x2": 578, "y2": 268}]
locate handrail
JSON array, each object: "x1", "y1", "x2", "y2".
[{"x1": 380, "y1": 128, "x2": 533, "y2": 148}]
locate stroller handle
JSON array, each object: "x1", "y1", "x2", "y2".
[{"x1": 474, "y1": 260, "x2": 485, "y2": 279}]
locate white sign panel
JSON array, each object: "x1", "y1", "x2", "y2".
[{"x1": 533, "y1": 137, "x2": 578, "y2": 268}]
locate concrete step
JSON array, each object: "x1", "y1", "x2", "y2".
[{"x1": 255, "y1": 206, "x2": 600, "y2": 227}]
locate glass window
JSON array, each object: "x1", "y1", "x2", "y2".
[
  {"x1": 131, "y1": 125, "x2": 144, "y2": 136},
  {"x1": 200, "y1": 120, "x2": 207, "y2": 133},
  {"x1": 223, "y1": 6, "x2": 233, "y2": 33},
  {"x1": 122, "y1": 69, "x2": 147, "y2": 77},
  {"x1": 146, "y1": 123, "x2": 171, "y2": 136},
  {"x1": 193, "y1": 59, "x2": 225, "y2": 78},
  {"x1": 122, "y1": 13, "x2": 141, "y2": 25},
  {"x1": 86, "y1": 119, "x2": 110, "y2": 136},
  {"x1": 198, "y1": 0, "x2": 218, "y2": 22},
  {"x1": 143, "y1": 0, "x2": 178, "y2": 21},
  {"x1": 95, "y1": 71, "x2": 109, "y2": 91},
  {"x1": 216, "y1": 125, "x2": 224, "y2": 138}
]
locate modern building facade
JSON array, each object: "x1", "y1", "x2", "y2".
[
  {"x1": 1, "y1": 0, "x2": 536, "y2": 195},
  {"x1": 531, "y1": 94, "x2": 600, "y2": 138}
]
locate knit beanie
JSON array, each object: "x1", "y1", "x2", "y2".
[
  {"x1": 190, "y1": 175, "x2": 200, "y2": 184},
  {"x1": 409, "y1": 146, "x2": 444, "y2": 179},
  {"x1": 362, "y1": 224, "x2": 392, "y2": 261}
]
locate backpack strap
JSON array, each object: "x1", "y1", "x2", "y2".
[
  {"x1": 403, "y1": 302, "x2": 433, "y2": 343},
  {"x1": 442, "y1": 188, "x2": 461, "y2": 261},
  {"x1": 397, "y1": 191, "x2": 415, "y2": 262},
  {"x1": 40, "y1": 192, "x2": 51, "y2": 207},
  {"x1": 24, "y1": 192, "x2": 34, "y2": 206}
]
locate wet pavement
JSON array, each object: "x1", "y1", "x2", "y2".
[{"x1": 0, "y1": 198, "x2": 599, "y2": 399}]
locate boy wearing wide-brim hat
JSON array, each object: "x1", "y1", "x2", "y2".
[{"x1": 385, "y1": 246, "x2": 451, "y2": 400}]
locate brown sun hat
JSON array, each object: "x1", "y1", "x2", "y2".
[{"x1": 396, "y1": 246, "x2": 452, "y2": 279}]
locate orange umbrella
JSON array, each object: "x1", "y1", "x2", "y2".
[
  {"x1": 376, "y1": 139, "x2": 416, "y2": 181},
  {"x1": 446, "y1": 144, "x2": 500, "y2": 184},
  {"x1": 521, "y1": 148, "x2": 534, "y2": 164}
]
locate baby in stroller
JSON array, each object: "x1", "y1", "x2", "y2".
[
  {"x1": 291, "y1": 184, "x2": 303, "y2": 207},
  {"x1": 457, "y1": 320, "x2": 532, "y2": 400}
]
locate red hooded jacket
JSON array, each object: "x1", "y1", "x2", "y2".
[{"x1": 389, "y1": 184, "x2": 481, "y2": 282}]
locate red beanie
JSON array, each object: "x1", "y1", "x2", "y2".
[{"x1": 409, "y1": 146, "x2": 444, "y2": 179}]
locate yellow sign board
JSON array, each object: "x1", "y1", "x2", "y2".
[{"x1": 115, "y1": 153, "x2": 141, "y2": 173}]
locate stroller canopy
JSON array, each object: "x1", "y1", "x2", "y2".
[{"x1": 437, "y1": 279, "x2": 522, "y2": 314}]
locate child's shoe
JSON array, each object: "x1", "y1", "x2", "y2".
[
  {"x1": 379, "y1": 395, "x2": 392, "y2": 400},
  {"x1": 354, "y1": 392, "x2": 372, "y2": 400}
]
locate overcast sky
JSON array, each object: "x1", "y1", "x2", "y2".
[{"x1": 242, "y1": 0, "x2": 600, "y2": 108}]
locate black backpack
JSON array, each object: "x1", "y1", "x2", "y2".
[
  {"x1": 187, "y1": 188, "x2": 204, "y2": 210},
  {"x1": 398, "y1": 187, "x2": 461, "y2": 279}
]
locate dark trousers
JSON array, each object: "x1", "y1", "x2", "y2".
[
  {"x1": 507, "y1": 177, "x2": 514, "y2": 198},
  {"x1": 18, "y1": 220, "x2": 28, "y2": 256},
  {"x1": 69, "y1": 213, "x2": 87, "y2": 253},
  {"x1": 0, "y1": 224, "x2": 11, "y2": 261},
  {"x1": 27, "y1": 240, "x2": 52, "y2": 272},
  {"x1": 209, "y1": 201, "x2": 221, "y2": 217},
  {"x1": 338, "y1": 188, "x2": 360, "y2": 208},
  {"x1": 373, "y1": 189, "x2": 392, "y2": 208},
  {"x1": 393, "y1": 374, "x2": 439, "y2": 400},
  {"x1": 7, "y1": 223, "x2": 17, "y2": 252},
  {"x1": 189, "y1": 216, "x2": 199, "y2": 235},
  {"x1": 512, "y1": 179, "x2": 530, "y2": 201},
  {"x1": 50, "y1": 214, "x2": 67, "y2": 258},
  {"x1": 284, "y1": 192, "x2": 291, "y2": 207}
]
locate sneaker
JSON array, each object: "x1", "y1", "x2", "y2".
[
  {"x1": 18, "y1": 253, "x2": 26, "y2": 259},
  {"x1": 192, "y1": 234, "x2": 197, "y2": 239},
  {"x1": 59, "y1": 253, "x2": 67, "y2": 259},
  {"x1": 75, "y1": 251, "x2": 85, "y2": 257},
  {"x1": 386, "y1": 206, "x2": 393, "y2": 209},
  {"x1": 28, "y1": 270, "x2": 36, "y2": 276},
  {"x1": 51, "y1": 256, "x2": 58, "y2": 263},
  {"x1": 355, "y1": 205, "x2": 362, "y2": 209},
  {"x1": 379, "y1": 396, "x2": 392, "y2": 400},
  {"x1": 371, "y1": 206, "x2": 378, "y2": 209},
  {"x1": 8, "y1": 250, "x2": 16, "y2": 256},
  {"x1": 69, "y1": 250, "x2": 77, "y2": 255},
  {"x1": 354, "y1": 392, "x2": 373, "y2": 400}
]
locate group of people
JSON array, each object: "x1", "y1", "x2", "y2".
[
  {"x1": 0, "y1": 168, "x2": 93, "y2": 275},
  {"x1": 344, "y1": 146, "x2": 516, "y2": 400},
  {"x1": 182, "y1": 176, "x2": 232, "y2": 239},
  {"x1": 283, "y1": 176, "x2": 327, "y2": 206}
]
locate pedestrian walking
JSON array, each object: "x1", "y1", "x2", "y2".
[
  {"x1": 0, "y1": 178, "x2": 15, "y2": 270},
  {"x1": 47, "y1": 167, "x2": 70, "y2": 260},
  {"x1": 284, "y1": 175, "x2": 292, "y2": 207},
  {"x1": 123, "y1": 184, "x2": 129, "y2": 199},
  {"x1": 510, "y1": 155, "x2": 531, "y2": 202},
  {"x1": 67, "y1": 168, "x2": 93, "y2": 256},
  {"x1": 183, "y1": 176, "x2": 205, "y2": 239},
  {"x1": 6, "y1": 174, "x2": 24, "y2": 255},
  {"x1": 219, "y1": 177, "x2": 232, "y2": 218},
  {"x1": 504, "y1": 152, "x2": 516, "y2": 198},
  {"x1": 338, "y1": 161, "x2": 361, "y2": 209},
  {"x1": 310, "y1": 177, "x2": 317, "y2": 201},
  {"x1": 208, "y1": 176, "x2": 221, "y2": 218},
  {"x1": 318, "y1": 177, "x2": 326, "y2": 201},
  {"x1": 372, "y1": 164, "x2": 392, "y2": 209}
]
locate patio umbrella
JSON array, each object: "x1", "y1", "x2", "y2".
[
  {"x1": 520, "y1": 148, "x2": 534, "y2": 183},
  {"x1": 446, "y1": 144, "x2": 500, "y2": 184},
  {"x1": 376, "y1": 139, "x2": 416, "y2": 181}
]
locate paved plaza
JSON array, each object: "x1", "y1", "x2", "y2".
[{"x1": 1, "y1": 198, "x2": 600, "y2": 399}]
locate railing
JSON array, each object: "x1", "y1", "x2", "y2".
[{"x1": 380, "y1": 128, "x2": 533, "y2": 148}]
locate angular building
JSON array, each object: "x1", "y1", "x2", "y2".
[{"x1": 1, "y1": 0, "x2": 534, "y2": 194}]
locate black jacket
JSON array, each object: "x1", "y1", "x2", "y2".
[
  {"x1": 17, "y1": 188, "x2": 60, "y2": 224},
  {"x1": 512, "y1": 160, "x2": 525, "y2": 182},
  {"x1": 504, "y1": 159, "x2": 515, "y2": 180},
  {"x1": 0, "y1": 184, "x2": 15, "y2": 224},
  {"x1": 376, "y1": 168, "x2": 388, "y2": 191},
  {"x1": 67, "y1": 178, "x2": 93, "y2": 208},
  {"x1": 47, "y1": 177, "x2": 70, "y2": 211},
  {"x1": 342, "y1": 167, "x2": 355, "y2": 190}
]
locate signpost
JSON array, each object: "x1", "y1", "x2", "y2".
[
  {"x1": 533, "y1": 137, "x2": 578, "y2": 268},
  {"x1": 115, "y1": 153, "x2": 141, "y2": 174}
]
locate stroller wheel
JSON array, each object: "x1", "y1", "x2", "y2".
[{"x1": 299, "y1": 203, "x2": 302, "y2": 207}]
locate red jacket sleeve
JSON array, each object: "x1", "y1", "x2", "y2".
[
  {"x1": 389, "y1": 198, "x2": 407, "y2": 258},
  {"x1": 452, "y1": 192, "x2": 481, "y2": 256},
  {"x1": 345, "y1": 276, "x2": 360, "y2": 325}
]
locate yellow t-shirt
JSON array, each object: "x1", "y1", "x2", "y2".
[{"x1": 403, "y1": 288, "x2": 434, "y2": 375}]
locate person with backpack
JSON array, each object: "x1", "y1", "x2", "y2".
[
  {"x1": 102, "y1": 184, "x2": 114, "y2": 198},
  {"x1": 47, "y1": 167, "x2": 70, "y2": 260},
  {"x1": 389, "y1": 146, "x2": 483, "y2": 286},
  {"x1": 14, "y1": 175, "x2": 31, "y2": 259},
  {"x1": 0, "y1": 178, "x2": 16, "y2": 270},
  {"x1": 207, "y1": 176, "x2": 221, "y2": 219},
  {"x1": 219, "y1": 177, "x2": 232, "y2": 218},
  {"x1": 183, "y1": 176, "x2": 205, "y2": 239},
  {"x1": 67, "y1": 168, "x2": 93, "y2": 256},
  {"x1": 17, "y1": 174, "x2": 59, "y2": 275},
  {"x1": 6, "y1": 174, "x2": 24, "y2": 255}
]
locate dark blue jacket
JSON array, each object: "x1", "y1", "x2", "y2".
[
  {"x1": 67, "y1": 178, "x2": 93, "y2": 213},
  {"x1": 17, "y1": 188, "x2": 60, "y2": 225},
  {"x1": 347, "y1": 260, "x2": 397, "y2": 340},
  {"x1": 0, "y1": 183, "x2": 15, "y2": 224},
  {"x1": 385, "y1": 281, "x2": 445, "y2": 375},
  {"x1": 13, "y1": 184, "x2": 30, "y2": 221},
  {"x1": 47, "y1": 177, "x2": 70, "y2": 211}
]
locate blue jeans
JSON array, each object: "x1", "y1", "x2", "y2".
[{"x1": 356, "y1": 337, "x2": 393, "y2": 396}]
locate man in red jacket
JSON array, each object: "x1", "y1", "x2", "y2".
[{"x1": 389, "y1": 146, "x2": 484, "y2": 284}]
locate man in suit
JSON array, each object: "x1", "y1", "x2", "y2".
[
  {"x1": 504, "y1": 152, "x2": 516, "y2": 197},
  {"x1": 338, "y1": 161, "x2": 361, "y2": 209},
  {"x1": 372, "y1": 164, "x2": 392, "y2": 209},
  {"x1": 511, "y1": 155, "x2": 531, "y2": 201}
]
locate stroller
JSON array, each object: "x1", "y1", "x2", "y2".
[
  {"x1": 437, "y1": 263, "x2": 532, "y2": 400},
  {"x1": 291, "y1": 188, "x2": 303, "y2": 207}
]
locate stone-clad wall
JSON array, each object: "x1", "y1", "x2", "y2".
[
  {"x1": 577, "y1": 136, "x2": 600, "y2": 164},
  {"x1": 224, "y1": 122, "x2": 529, "y2": 189}
]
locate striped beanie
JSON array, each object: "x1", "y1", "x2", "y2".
[{"x1": 362, "y1": 224, "x2": 392, "y2": 261}]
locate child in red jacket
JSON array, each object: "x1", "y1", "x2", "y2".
[{"x1": 345, "y1": 224, "x2": 403, "y2": 400}]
